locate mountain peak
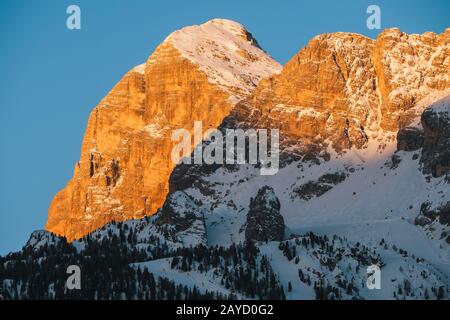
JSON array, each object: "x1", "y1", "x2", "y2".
[
  {"x1": 169, "y1": 18, "x2": 250, "y2": 42},
  {"x1": 204, "y1": 18, "x2": 248, "y2": 34},
  {"x1": 46, "y1": 20, "x2": 281, "y2": 241},
  {"x1": 159, "y1": 18, "x2": 281, "y2": 96}
]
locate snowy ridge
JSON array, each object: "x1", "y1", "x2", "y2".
[
  {"x1": 132, "y1": 63, "x2": 145, "y2": 74},
  {"x1": 428, "y1": 94, "x2": 450, "y2": 117},
  {"x1": 155, "y1": 191, "x2": 208, "y2": 247},
  {"x1": 25, "y1": 230, "x2": 61, "y2": 251},
  {"x1": 165, "y1": 19, "x2": 282, "y2": 96},
  {"x1": 405, "y1": 90, "x2": 450, "y2": 129}
]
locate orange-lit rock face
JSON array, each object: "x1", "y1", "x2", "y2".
[
  {"x1": 46, "y1": 22, "x2": 449, "y2": 241},
  {"x1": 373, "y1": 28, "x2": 450, "y2": 130},
  {"x1": 228, "y1": 29, "x2": 450, "y2": 155},
  {"x1": 45, "y1": 19, "x2": 281, "y2": 241}
]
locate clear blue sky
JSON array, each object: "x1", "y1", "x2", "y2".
[{"x1": 0, "y1": 0, "x2": 449, "y2": 254}]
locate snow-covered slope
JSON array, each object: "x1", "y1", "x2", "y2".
[
  {"x1": 23, "y1": 230, "x2": 61, "y2": 251},
  {"x1": 428, "y1": 95, "x2": 450, "y2": 119},
  {"x1": 168, "y1": 93, "x2": 450, "y2": 288},
  {"x1": 164, "y1": 19, "x2": 282, "y2": 97},
  {"x1": 261, "y1": 233, "x2": 447, "y2": 300}
]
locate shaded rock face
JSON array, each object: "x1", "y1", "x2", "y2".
[
  {"x1": 244, "y1": 186, "x2": 285, "y2": 242},
  {"x1": 415, "y1": 202, "x2": 450, "y2": 227},
  {"x1": 421, "y1": 96, "x2": 450, "y2": 177},
  {"x1": 45, "y1": 19, "x2": 281, "y2": 241},
  {"x1": 292, "y1": 172, "x2": 347, "y2": 200},
  {"x1": 154, "y1": 191, "x2": 207, "y2": 246},
  {"x1": 397, "y1": 127, "x2": 424, "y2": 151}
]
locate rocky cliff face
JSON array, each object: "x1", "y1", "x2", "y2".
[
  {"x1": 421, "y1": 95, "x2": 450, "y2": 177},
  {"x1": 244, "y1": 186, "x2": 285, "y2": 242},
  {"x1": 226, "y1": 28, "x2": 450, "y2": 159},
  {"x1": 154, "y1": 191, "x2": 207, "y2": 246},
  {"x1": 157, "y1": 26, "x2": 450, "y2": 257},
  {"x1": 46, "y1": 21, "x2": 450, "y2": 242},
  {"x1": 45, "y1": 19, "x2": 281, "y2": 241}
]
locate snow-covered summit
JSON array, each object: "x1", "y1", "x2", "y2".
[
  {"x1": 163, "y1": 18, "x2": 282, "y2": 95},
  {"x1": 132, "y1": 63, "x2": 145, "y2": 74}
]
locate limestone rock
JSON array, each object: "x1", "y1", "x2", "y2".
[
  {"x1": 397, "y1": 127, "x2": 424, "y2": 151},
  {"x1": 244, "y1": 186, "x2": 285, "y2": 242},
  {"x1": 45, "y1": 19, "x2": 281, "y2": 241},
  {"x1": 421, "y1": 95, "x2": 450, "y2": 177},
  {"x1": 227, "y1": 28, "x2": 450, "y2": 158},
  {"x1": 154, "y1": 191, "x2": 207, "y2": 246}
]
